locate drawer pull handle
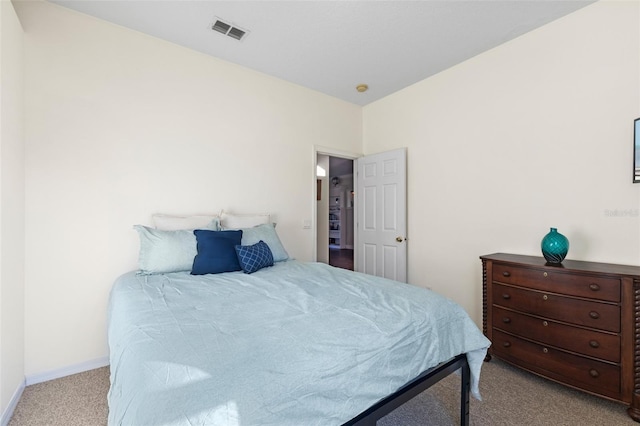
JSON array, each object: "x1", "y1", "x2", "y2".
[
  {"x1": 502, "y1": 294, "x2": 511, "y2": 300},
  {"x1": 502, "y1": 271, "x2": 511, "y2": 277},
  {"x1": 542, "y1": 294, "x2": 548, "y2": 301},
  {"x1": 502, "y1": 317, "x2": 511, "y2": 324},
  {"x1": 503, "y1": 342, "x2": 511, "y2": 348},
  {"x1": 543, "y1": 272, "x2": 548, "y2": 277},
  {"x1": 589, "y1": 340, "x2": 600, "y2": 348},
  {"x1": 542, "y1": 321, "x2": 548, "y2": 327},
  {"x1": 589, "y1": 311, "x2": 600, "y2": 319},
  {"x1": 589, "y1": 369, "x2": 599, "y2": 378},
  {"x1": 589, "y1": 283, "x2": 601, "y2": 291},
  {"x1": 542, "y1": 347, "x2": 549, "y2": 354}
]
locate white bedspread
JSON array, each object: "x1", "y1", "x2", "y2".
[{"x1": 108, "y1": 260, "x2": 490, "y2": 425}]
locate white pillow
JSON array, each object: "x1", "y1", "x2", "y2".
[
  {"x1": 220, "y1": 211, "x2": 270, "y2": 229},
  {"x1": 152, "y1": 214, "x2": 219, "y2": 231}
]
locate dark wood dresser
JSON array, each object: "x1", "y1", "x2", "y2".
[{"x1": 480, "y1": 253, "x2": 640, "y2": 421}]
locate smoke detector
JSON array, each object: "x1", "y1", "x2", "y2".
[{"x1": 211, "y1": 18, "x2": 249, "y2": 41}]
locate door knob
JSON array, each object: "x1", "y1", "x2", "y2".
[{"x1": 396, "y1": 236, "x2": 405, "y2": 243}]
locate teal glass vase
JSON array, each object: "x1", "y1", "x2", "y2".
[{"x1": 541, "y1": 228, "x2": 569, "y2": 264}]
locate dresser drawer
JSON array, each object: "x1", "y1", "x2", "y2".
[
  {"x1": 492, "y1": 306, "x2": 620, "y2": 362},
  {"x1": 492, "y1": 283, "x2": 620, "y2": 332},
  {"x1": 492, "y1": 263, "x2": 620, "y2": 302},
  {"x1": 491, "y1": 329, "x2": 621, "y2": 399}
]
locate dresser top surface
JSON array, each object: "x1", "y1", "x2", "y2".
[{"x1": 480, "y1": 252, "x2": 640, "y2": 277}]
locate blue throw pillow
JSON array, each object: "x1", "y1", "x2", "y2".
[
  {"x1": 191, "y1": 230, "x2": 243, "y2": 275},
  {"x1": 235, "y1": 240, "x2": 274, "y2": 274}
]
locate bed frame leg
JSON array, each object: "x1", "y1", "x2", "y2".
[
  {"x1": 343, "y1": 355, "x2": 471, "y2": 426},
  {"x1": 460, "y1": 360, "x2": 470, "y2": 426}
]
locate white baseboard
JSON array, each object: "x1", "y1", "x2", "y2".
[
  {"x1": 1, "y1": 379, "x2": 25, "y2": 426},
  {"x1": 25, "y1": 356, "x2": 110, "y2": 386}
]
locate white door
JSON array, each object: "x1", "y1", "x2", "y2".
[{"x1": 355, "y1": 148, "x2": 407, "y2": 282}]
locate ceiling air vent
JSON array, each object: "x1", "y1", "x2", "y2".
[
  {"x1": 227, "y1": 27, "x2": 246, "y2": 41},
  {"x1": 212, "y1": 20, "x2": 231, "y2": 35},
  {"x1": 211, "y1": 18, "x2": 248, "y2": 41}
]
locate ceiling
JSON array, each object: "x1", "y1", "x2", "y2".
[{"x1": 48, "y1": 0, "x2": 595, "y2": 106}]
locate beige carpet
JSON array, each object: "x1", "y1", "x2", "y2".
[{"x1": 8, "y1": 359, "x2": 636, "y2": 425}]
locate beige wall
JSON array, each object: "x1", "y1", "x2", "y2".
[
  {"x1": 0, "y1": 0, "x2": 25, "y2": 418},
  {"x1": 16, "y1": 1, "x2": 361, "y2": 377},
  {"x1": 316, "y1": 154, "x2": 329, "y2": 263},
  {"x1": 9, "y1": 0, "x2": 640, "y2": 385},
  {"x1": 363, "y1": 0, "x2": 640, "y2": 324}
]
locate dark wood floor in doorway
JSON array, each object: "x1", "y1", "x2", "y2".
[{"x1": 329, "y1": 248, "x2": 354, "y2": 270}]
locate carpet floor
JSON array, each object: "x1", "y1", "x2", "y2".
[{"x1": 8, "y1": 359, "x2": 636, "y2": 425}]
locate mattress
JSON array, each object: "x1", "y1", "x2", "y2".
[{"x1": 107, "y1": 260, "x2": 490, "y2": 425}]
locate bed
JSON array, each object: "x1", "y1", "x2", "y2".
[{"x1": 108, "y1": 258, "x2": 490, "y2": 425}]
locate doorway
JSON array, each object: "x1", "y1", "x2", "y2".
[
  {"x1": 328, "y1": 157, "x2": 354, "y2": 270},
  {"x1": 315, "y1": 147, "x2": 407, "y2": 280},
  {"x1": 316, "y1": 153, "x2": 355, "y2": 271}
]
